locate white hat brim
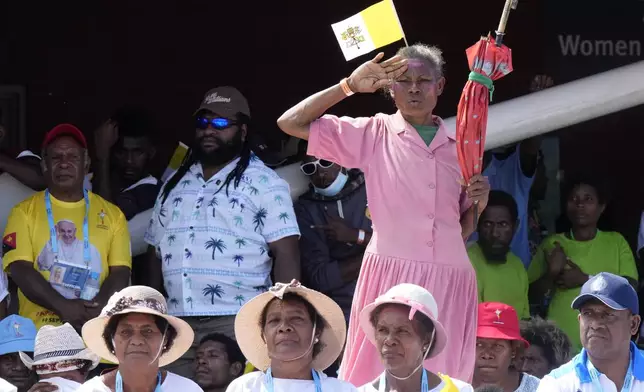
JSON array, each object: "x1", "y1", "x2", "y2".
[
  {"x1": 19, "y1": 348, "x2": 100, "y2": 370},
  {"x1": 81, "y1": 307, "x2": 194, "y2": 367},
  {"x1": 234, "y1": 286, "x2": 346, "y2": 371},
  {"x1": 359, "y1": 299, "x2": 447, "y2": 358}
]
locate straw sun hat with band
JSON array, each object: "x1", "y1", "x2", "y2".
[
  {"x1": 231, "y1": 280, "x2": 355, "y2": 392},
  {"x1": 235, "y1": 280, "x2": 347, "y2": 373},
  {"x1": 20, "y1": 323, "x2": 100, "y2": 375},
  {"x1": 82, "y1": 285, "x2": 194, "y2": 367},
  {"x1": 360, "y1": 284, "x2": 463, "y2": 392}
]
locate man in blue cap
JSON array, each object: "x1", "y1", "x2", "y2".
[
  {"x1": 0, "y1": 315, "x2": 36, "y2": 392},
  {"x1": 537, "y1": 272, "x2": 643, "y2": 391}
]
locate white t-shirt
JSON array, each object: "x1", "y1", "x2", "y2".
[
  {"x1": 77, "y1": 372, "x2": 203, "y2": 392},
  {"x1": 356, "y1": 373, "x2": 473, "y2": 392},
  {"x1": 516, "y1": 373, "x2": 540, "y2": 392},
  {"x1": 0, "y1": 377, "x2": 16, "y2": 392},
  {"x1": 39, "y1": 377, "x2": 82, "y2": 392},
  {"x1": 226, "y1": 371, "x2": 358, "y2": 392}
]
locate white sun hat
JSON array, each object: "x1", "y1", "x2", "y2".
[
  {"x1": 234, "y1": 280, "x2": 347, "y2": 371},
  {"x1": 359, "y1": 283, "x2": 448, "y2": 358},
  {"x1": 81, "y1": 286, "x2": 194, "y2": 367},
  {"x1": 19, "y1": 323, "x2": 100, "y2": 374}
]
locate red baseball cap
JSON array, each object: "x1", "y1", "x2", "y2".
[
  {"x1": 476, "y1": 302, "x2": 529, "y2": 347},
  {"x1": 41, "y1": 124, "x2": 87, "y2": 150}
]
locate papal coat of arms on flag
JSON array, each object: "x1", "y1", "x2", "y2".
[{"x1": 331, "y1": 0, "x2": 406, "y2": 61}]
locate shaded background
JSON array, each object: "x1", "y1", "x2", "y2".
[{"x1": 0, "y1": 0, "x2": 643, "y2": 247}]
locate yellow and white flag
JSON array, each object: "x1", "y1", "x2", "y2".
[
  {"x1": 161, "y1": 142, "x2": 189, "y2": 182},
  {"x1": 331, "y1": 0, "x2": 406, "y2": 61}
]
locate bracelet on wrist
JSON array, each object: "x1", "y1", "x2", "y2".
[{"x1": 340, "y1": 78, "x2": 355, "y2": 97}]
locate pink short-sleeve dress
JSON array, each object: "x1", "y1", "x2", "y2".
[{"x1": 308, "y1": 111, "x2": 478, "y2": 386}]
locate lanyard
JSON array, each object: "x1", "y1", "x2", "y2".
[
  {"x1": 45, "y1": 189, "x2": 91, "y2": 266},
  {"x1": 265, "y1": 368, "x2": 322, "y2": 392},
  {"x1": 115, "y1": 370, "x2": 162, "y2": 392},
  {"x1": 378, "y1": 369, "x2": 429, "y2": 392},
  {"x1": 587, "y1": 351, "x2": 634, "y2": 392}
]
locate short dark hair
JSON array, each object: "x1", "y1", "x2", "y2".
[
  {"x1": 102, "y1": 313, "x2": 178, "y2": 355},
  {"x1": 396, "y1": 43, "x2": 445, "y2": 78},
  {"x1": 259, "y1": 293, "x2": 326, "y2": 358},
  {"x1": 200, "y1": 333, "x2": 245, "y2": 376},
  {"x1": 110, "y1": 105, "x2": 155, "y2": 139},
  {"x1": 562, "y1": 173, "x2": 609, "y2": 205},
  {"x1": 480, "y1": 190, "x2": 519, "y2": 224},
  {"x1": 520, "y1": 317, "x2": 572, "y2": 370}
]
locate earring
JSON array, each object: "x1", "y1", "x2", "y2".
[{"x1": 314, "y1": 338, "x2": 319, "y2": 344}]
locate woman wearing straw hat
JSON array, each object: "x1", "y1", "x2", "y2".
[
  {"x1": 473, "y1": 303, "x2": 539, "y2": 392},
  {"x1": 357, "y1": 284, "x2": 473, "y2": 392},
  {"x1": 19, "y1": 323, "x2": 99, "y2": 392},
  {"x1": 76, "y1": 286, "x2": 203, "y2": 392},
  {"x1": 227, "y1": 280, "x2": 357, "y2": 392}
]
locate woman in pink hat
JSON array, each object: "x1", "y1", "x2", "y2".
[
  {"x1": 357, "y1": 284, "x2": 473, "y2": 392},
  {"x1": 473, "y1": 302, "x2": 540, "y2": 392}
]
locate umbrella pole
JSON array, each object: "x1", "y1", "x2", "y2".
[{"x1": 495, "y1": 0, "x2": 518, "y2": 46}]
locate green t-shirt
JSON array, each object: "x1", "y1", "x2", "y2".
[
  {"x1": 412, "y1": 125, "x2": 439, "y2": 146},
  {"x1": 528, "y1": 231, "x2": 638, "y2": 352},
  {"x1": 468, "y1": 243, "x2": 530, "y2": 320}
]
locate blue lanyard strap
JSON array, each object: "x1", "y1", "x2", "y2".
[
  {"x1": 115, "y1": 370, "x2": 162, "y2": 392},
  {"x1": 265, "y1": 368, "x2": 322, "y2": 392},
  {"x1": 45, "y1": 189, "x2": 91, "y2": 266},
  {"x1": 378, "y1": 369, "x2": 429, "y2": 392},
  {"x1": 587, "y1": 350, "x2": 634, "y2": 392}
]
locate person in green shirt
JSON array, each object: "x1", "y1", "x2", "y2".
[
  {"x1": 527, "y1": 174, "x2": 638, "y2": 353},
  {"x1": 468, "y1": 190, "x2": 530, "y2": 319}
]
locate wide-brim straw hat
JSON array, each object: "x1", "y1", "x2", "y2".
[
  {"x1": 82, "y1": 286, "x2": 194, "y2": 367},
  {"x1": 234, "y1": 280, "x2": 346, "y2": 371},
  {"x1": 20, "y1": 323, "x2": 100, "y2": 373},
  {"x1": 359, "y1": 283, "x2": 448, "y2": 358}
]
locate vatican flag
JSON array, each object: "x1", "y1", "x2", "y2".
[{"x1": 331, "y1": 0, "x2": 407, "y2": 61}]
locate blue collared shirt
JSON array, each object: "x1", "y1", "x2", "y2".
[{"x1": 537, "y1": 342, "x2": 644, "y2": 392}]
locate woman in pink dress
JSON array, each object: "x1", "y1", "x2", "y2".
[{"x1": 277, "y1": 44, "x2": 489, "y2": 386}]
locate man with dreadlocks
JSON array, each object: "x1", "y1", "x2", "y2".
[{"x1": 144, "y1": 86, "x2": 301, "y2": 379}]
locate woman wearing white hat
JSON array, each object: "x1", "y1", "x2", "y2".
[
  {"x1": 357, "y1": 284, "x2": 473, "y2": 392},
  {"x1": 19, "y1": 323, "x2": 99, "y2": 392},
  {"x1": 76, "y1": 286, "x2": 203, "y2": 392},
  {"x1": 227, "y1": 280, "x2": 356, "y2": 392}
]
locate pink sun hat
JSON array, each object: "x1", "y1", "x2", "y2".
[{"x1": 359, "y1": 283, "x2": 448, "y2": 358}]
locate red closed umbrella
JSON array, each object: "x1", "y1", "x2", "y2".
[{"x1": 456, "y1": 0, "x2": 517, "y2": 223}]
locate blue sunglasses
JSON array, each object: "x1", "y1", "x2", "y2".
[{"x1": 195, "y1": 117, "x2": 238, "y2": 130}]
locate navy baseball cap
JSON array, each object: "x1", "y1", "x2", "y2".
[{"x1": 571, "y1": 272, "x2": 639, "y2": 315}]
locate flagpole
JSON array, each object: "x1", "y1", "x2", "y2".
[{"x1": 388, "y1": 0, "x2": 408, "y2": 46}]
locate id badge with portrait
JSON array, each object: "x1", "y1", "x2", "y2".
[{"x1": 50, "y1": 259, "x2": 91, "y2": 292}]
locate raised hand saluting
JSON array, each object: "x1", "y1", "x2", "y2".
[{"x1": 347, "y1": 53, "x2": 408, "y2": 93}]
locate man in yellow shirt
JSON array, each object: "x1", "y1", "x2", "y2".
[
  {"x1": 468, "y1": 190, "x2": 530, "y2": 319},
  {"x1": 2, "y1": 124, "x2": 131, "y2": 332}
]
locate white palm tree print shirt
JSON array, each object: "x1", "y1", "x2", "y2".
[{"x1": 144, "y1": 156, "x2": 300, "y2": 316}]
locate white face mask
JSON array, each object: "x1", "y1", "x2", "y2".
[{"x1": 313, "y1": 172, "x2": 348, "y2": 197}]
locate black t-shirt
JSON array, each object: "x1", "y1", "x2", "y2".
[{"x1": 116, "y1": 176, "x2": 161, "y2": 220}]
